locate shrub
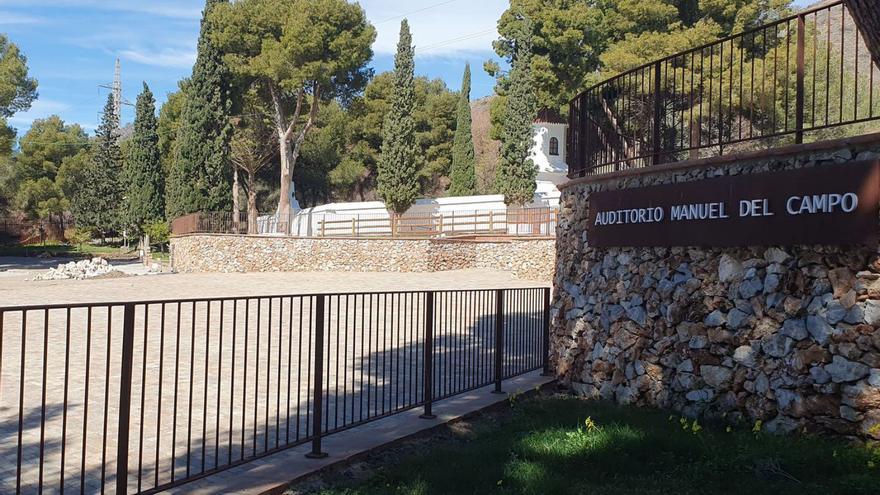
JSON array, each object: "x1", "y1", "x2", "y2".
[
  {"x1": 143, "y1": 221, "x2": 170, "y2": 251},
  {"x1": 66, "y1": 227, "x2": 94, "y2": 248}
]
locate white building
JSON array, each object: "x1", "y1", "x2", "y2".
[
  {"x1": 264, "y1": 109, "x2": 570, "y2": 235},
  {"x1": 531, "y1": 109, "x2": 569, "y2": 209},
  {"x1": 530, "y1": 109, "x2": 568, "y2": 174}
]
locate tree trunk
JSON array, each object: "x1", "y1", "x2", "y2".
[
  {"x1": 247, "y1": 171, "x2": 259, "y2": 235},
  {"x1": 232, "y1": 167, "x2": 241, "y2": 233},
  {"x1": 268, "y1": 81, "x2": 299, "y2": 235},
  {"x1": 277, "y1": 135, "x2": 293, "y2": 233},
  {"x1": 846, "y1": 0, "x2": 880, "y2": 69},
  {"x1": 142, "y1": 233, "x2": 151, "y2": 267},
  {"x1": 689, "y1": 118, "x2": 701, "y2": 161},
  {"x1": 268, "y1": 80, "x2": 320, "y2": 236}
]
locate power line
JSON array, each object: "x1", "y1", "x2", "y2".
[
  {"x1": 374, "y1": 0, "x2": 461, "y2": 24},
  {"x1": 419, "y1": 28, "x2": 496, "y2": 53}
]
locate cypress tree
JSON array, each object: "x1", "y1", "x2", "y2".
[
  {"x1": 448, "y1": 63, "x2": 476, "y2": 197},
  {"x1": 495, "y1": 18, "x2": 537, "y2": 206},
  {"x1": 377, "y1": 19, "x2": 419, "y2": 214},
  {"x1": 166, "y1": 0, "x2": 233, "y2": 219},
  {"x1": 124, "y1": 83, "x2": 164, "y2": 234},
  {"x1": 72, "y1": 93, "x2": 124, "y2": 237}
]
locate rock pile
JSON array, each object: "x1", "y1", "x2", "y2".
[
  {"x1": 36, "y1": 258, "x2": 119, "y2": 280},
  {"x1": 552, "y1": 143, "x2": 880, "y2": 440}
]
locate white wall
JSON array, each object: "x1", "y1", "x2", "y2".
[
  {"x1": 530, "y1": 122, "x2": 567, "y2": 173},
  {"x1": 260, "y1": 193, "x2": 558, "y2": 236}
]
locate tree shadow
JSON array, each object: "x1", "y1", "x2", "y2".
[
  {"x1": 0, "y1": 292, "x2": 546, "y2": 494},
  {"x1": 319, "y1": 294, "x2": 545, "y2": 435}
]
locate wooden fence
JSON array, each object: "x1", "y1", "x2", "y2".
[
  {"x1": 316, "y1": 208, "x2": 558, "y2": 238},
  {"x1": 171, "y1": 208, "x2": 558, "y2": 238}
]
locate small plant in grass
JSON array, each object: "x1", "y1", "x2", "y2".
[
  {"x1": 567, "y1": 416, "x2": 600, "y2": 443},
  {"x1": 583, "y1": 416, "x2": 598, "y2": 433},
  {"x1": 508, "y1": 389, "x2": 524, "y2": 407},
  {"x1": 752, "y1": 419, "x2": 763, "y2": 434}
]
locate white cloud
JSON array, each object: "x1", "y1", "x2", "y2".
[
  {"x1": 363, "y1": 0, "x2": 505, "y2": 57},
  {"x1": 7, "y1": 98, "x2": 72, "y2": 126},
  {"x1": 120, "y1": 48, "x2": 196, "y2": 69}
]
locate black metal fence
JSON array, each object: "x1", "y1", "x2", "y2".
[
  {"x1": 568, "y1": 0, "x2": 880, "y2": 177},
  {"x1": 0, "y1": 287, "x2": 550, "y2": 494}
]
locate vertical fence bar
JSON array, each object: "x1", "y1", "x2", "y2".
[
  {"x1": 16, "y1": 310, "x2": 26, "y2": 495},
  {"x1": 38, "y1": 309, "x2": 49, "y2": 493},
  {"x1": 542, "y1": 288, "x2": 552, "y2": 376},
  {"x1": 306, "y1": 295, "x2": 328, "y2": 459},
  {"x1": 795, "y1": 13, "x2": 806, "y2": 144},
  {"x1": 116, "y1": 303, "x2": 136, "y2": 495},
  {"x1": 492, "y1": 289, "x2": 504, "y2": 394},
  {"x1": 652, "y1": 61, "x2": 663, "y2": 166}
]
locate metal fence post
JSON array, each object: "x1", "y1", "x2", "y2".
[
  {"x1": 542, "y1": 287, "x2": 553, "y2": 376},
  {"x1": 795, "y1": 13, "x2": 806, "y2": 144},
  {"x1": 420, "y1": 291, "x2": 436, "y2": 419},
  {"x1": 493, "y1": 289, "x2": 505, "y2": 394},
  {"x1": 306, "y1": 295, "x2": 328, "y2": 459},
  {"x1": 116, "y1": 303, "x2": 136, "y2": 494},
  {"x1": 652, "y1": 60, "x2": 664, "y2": 166}
]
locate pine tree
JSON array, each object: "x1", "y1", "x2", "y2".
[
  {"x1": 496, "y1": 17, "x2": 537, "y2": 206},
  {"x1": 123, "y1": 83, "x2": 164, "y2": 234},
  {"x1": 166, "y1": 0, "x2": 233, "y2": 219},
  {"x1": 377, "y1": 20, "x2": 419, "y2": 214},
  {"x1": 448, "y1": 63, "x2": 476, "y2": 196},
  {"x1": 72, "y1": 93, "x2": 123, "y2": 237}
]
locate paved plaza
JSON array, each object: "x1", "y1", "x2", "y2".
[
  {"x1": 0, "y1": 264, "x2": 546, "y2": 306},
  {"x1": 0, "y1": 265, "x2": 548, "y2": 494}
]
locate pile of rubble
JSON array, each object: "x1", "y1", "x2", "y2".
[{"x1": 35, "y1": 257, "x2": 120, "y2": 280}]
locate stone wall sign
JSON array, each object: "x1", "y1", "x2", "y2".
[{"x1": 587, "y1": 160, "x2": 880, "y2": 247}]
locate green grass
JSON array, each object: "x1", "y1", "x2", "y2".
[
  {"x1": 310, "y1": 396, "x2": 880, "y2": 495},
  {"x1": 0, "y1": 241, "x2": 131, "y2": 258},
  {"x1": 150, "y1": 251, "x2": 170, "y2": 262}
]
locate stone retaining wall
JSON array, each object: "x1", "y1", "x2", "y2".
[
  {"x1": 171, "y1": 235, "x2": 555, "y2": 281},
  {"x1": 552, "y1": 135, "x2": 880, "y2": 439}
]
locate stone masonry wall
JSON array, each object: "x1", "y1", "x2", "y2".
[
  {"x1": 552, "y1": 136, "x2": 880, "y2": 439},
  {"x1": 171, "y1": 235, "x2": 555, "y2": 281}
]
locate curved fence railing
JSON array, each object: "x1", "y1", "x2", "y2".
[{"x1": 568, "y1": 0, "x2": 880, "y2": 177}]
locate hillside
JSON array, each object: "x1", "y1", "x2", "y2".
[{"x1": 471, "y1": 96, "x2": 500, "y2": 193}]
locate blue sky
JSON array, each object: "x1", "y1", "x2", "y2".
[
  {"x1": 2, "y1": 0, "x2": 815, "y2": 136},
  {"x1": 1, "y1": 0, "x2": 507, "y2": 135}
]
